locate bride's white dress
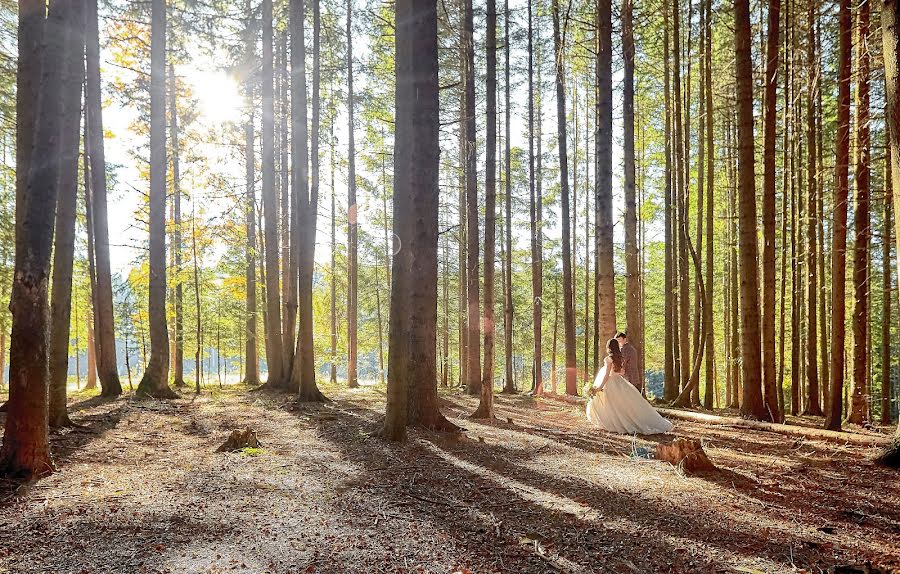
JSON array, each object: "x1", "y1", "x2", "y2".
[{"x1": 585, "y1": 365, "x2": 674, "y2": 434}]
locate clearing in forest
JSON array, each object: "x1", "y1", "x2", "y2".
[{"x1": 1, "y1": 386, "x2": 897, "y2": 574}]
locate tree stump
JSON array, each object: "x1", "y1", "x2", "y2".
[
  {"x1": 217, "y1": 429, "x2": 261, "y2": 452},
  {"x1": 656, "y1": 437, "x2": 717, "y2": 474}
]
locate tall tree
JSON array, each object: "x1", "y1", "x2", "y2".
[
  {"x1": 243, "y1": 0, "x2": 259, "y2": 386},
  {"x1": 622, "y1": 0, "x2": 641, "y2": 388},
  {"x1": 662, "y1": 0, "x2": 677, "y2": 401},
  {"x1": 49, "y1": 0, "x2": 86, "y2": 428},
  {"x1": 826, "y1": 0, "x2": 853, "y2": 430},
  {"x1": 761, "y1": 0, "x2": 782, "y2": 421},
  {"x1": 879, "y1": 0, "x2": 900, "y2": 465},
  {"x1": 883, "y1": 140, "x2": 893, "y2": 426},
  {"x1": 260, "y1": 0, "x2": 285, "y2": 390},
  {"x1": 595, "y1": 0, "x2": 615, "y2": 351},
  {"x1": 473, "y1": 0, "x2": 497, "y2": 419},
  {"x1": 804, "y1": 0, "x2": 822, "y2": 415},
  {"x1": 169, "y1": 63, "x2": 185, "y2": 388},
  {"x1": 2, "y1": 0, "x2": 76, "y2": 477},
  {"x1": 136, "y1": 0, "x2": 175, "y2": 399},
  {"x1": 501, "y1": 0, "x2": 514, "y2": 395},
  {"x1": 463, "y1": 0, "x2": 481, "y2": 396},
  {"x1": 849, "y1": 0, "x2": 872, "y2": 425},
  {"x1": 346, "y1": 0, "x2": 359, "y2": 389},
  {"x1": 528, "y1": 0, "x2": 542, "y2": 396},
  {"x1": 86, "y1": 0, "x2": 122, "y2": 397},
  {"x1": 553, "y1": 0, "x2": 576, "y2": 396},
  {"x1": 702, "y1": 0, "x2": 715, "y2": 409},
  {"x1": 289, "y1": 0, "x2": 326, "y2": 401},
  {"x1": 384, "y1": 0, "x2": 457, "y2": 439},
  {"x1": 734, "y1": 0, "x2": 766, "y2": 419}
]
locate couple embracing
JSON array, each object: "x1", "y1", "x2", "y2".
[{"x1": 585, "y1": 332, "x2": 674, "y2": 435}]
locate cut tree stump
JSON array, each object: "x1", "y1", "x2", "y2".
[
  {"x1": 656, "y1": 438, "x2": 717, "y2": 474},
  {"x1": 217, "y1": 429, "x2": 261, "y2": 452}
]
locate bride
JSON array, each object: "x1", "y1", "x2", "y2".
[{"x1": 585, "y1": 338, "x2": 674, "y2": 435}]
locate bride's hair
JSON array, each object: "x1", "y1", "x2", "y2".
[{"x1": 607, "y1": 338, "x2": 624, "y2": 372}]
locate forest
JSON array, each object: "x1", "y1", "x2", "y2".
[{"x1": 1, "y1": 0, "x2": 900, "y2": 570}]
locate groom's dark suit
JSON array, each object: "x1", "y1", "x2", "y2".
[{"x1": 621, "y1": 343, "x2": 641, "y2": 391}]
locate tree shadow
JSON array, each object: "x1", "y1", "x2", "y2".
[{"x1": 279, "y1": 398, "x2": 866, "y2": 573}]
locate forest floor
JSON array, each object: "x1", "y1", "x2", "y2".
[{"x1": 1, "y1": 384, "x2": 899, "y2": 574}]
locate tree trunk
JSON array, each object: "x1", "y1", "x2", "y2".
[
  {"x1": 622, "y1": 0, "x2": 640, "y2": 390},
  {"x1": 136, "y1": 0, "x2": 174, "y2": 399},
  {"x1": 551, "y1": 278, "x2": 559, "y2": 394},
  {"x1": 849, "y1": 0, "x2": 872, "y2": 426},
  {"x1": 883, "y1": 132, "x2": 894, "y2": 426},
  {"x1": 826, "y1": 0, "x2": 852, "y2": 430},
  {"x1": 528, "y1": 0, "x2": 542, "y2": 396},
  {"x1": 384, "y1": 0, "x2": 457, "y2": 440},
  {"x1": 289, "y1": 0, "x2": 325, "y2": 401},
  {"x1": 552, "y1": 0, "x2": 576, "y2": 397},
  {"x1": 330, "y1": 136, "x2": 338, "y2": 386},
  {"x1": 595, "y1": 0, "x2": 615, "y2": 350},
  {"x1": 49, "y1": 0, "x2": 86, "y2": 428},
  {"x1": 761, "y1": 0, "x2": 782, "y2": 422},
  {"x1": 473, "y1": 0, "x2": 497, "y2": 419},
  {"x1": 463, "y1": 0, "x2": 481, "y2": 396},
  {"x1": 243, "y1": 1, "x2": 259, "y2": 386},
  {"x1": 346, "y1": 0, "x2": 359, "y2": 389},
  {"x1": 457, "y1": 0, "x2": 468, "y2": 391},
  {"x1": 663, "y1": 0, "x2": 678, "y2": 402},
  {"x1": 802, "y1": 0, "x2": 822, "y2": 415},
  {"x1": 259, "y1": 0, "x2": 285, "y2": 390},
  {"x1": 86, "y1": 0, "x2": 121, "y2": 397},
  {"x1": 734, "y1": 0, "x2": 766, "y2": 419},
  {"x1": 673, "y1": 0, "x2": 689, "y2": 393},
  {"x1": 702, "y1": 0, "x2": 715, "y2": 409},
  {"x1": 1, "y1": 0, "x2": 75, "y2": 478},
  {"x1": 192, "y1": 203, "x2": 201, "y2": 395},
  {"x1": 501, "y1": 0, "x2": 514, "y2": 395},
  {"x1": 169, "y1": 63, "x2": 185, "y2": 389}
]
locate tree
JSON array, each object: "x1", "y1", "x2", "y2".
[
  {"x1": 1, "y1": 0, "x2": 74, "y2": 478},
  {"x1": 85, "y1": 0, "x2": 122, "y2": 397},
  {"x1": 501, "y1": 0, "x2": 514, "y2": 395},
  {"x1": 169, "y1": 62, "x2": 185, "y2": 389},
  {"x1": 288, "y1": 0, "x2": 325, "y2": 401},
  {"x1": 622, "y1": 0, "x2": 641, "y2": 388},
  {"x1": 527, "y1": 0, "x2": 542, "y2": 396},
  {"x1": 49, "y1": 0, "x2": 86, "y2": 428},
  {"x1": 848, "y1": 0, "x2": 872, "y2": 426},
  {"x1": 243, "y1": 0, "x2": 259, "y2": 386},
  {"x1": 734, "y1": 0, "x2": 766, "y2": 420},
  {"x1": 883, "y1": 142, "x2": 893, "y2": 426},
  {"x1": 347, "y1": 0, "x2": 359, "y2": 389},
  {"x1": 463, "y1": 0, "x2": 480, "y2": 396},
  {"x1": 595, "y1": 0, "x2": 616, "y2": 349},
  {"x1": 384, "y1": 0, "x2": 457, "y2": 440},
  {"x1": 804, "y1": 0, "x2": 823, "y2": 416},
  {"x1": 826, "y1": 0, "x2": 852, "y2": 431},
  {"x1": 552, "y1": 0, "x2": 576, "y2": 396},
  {"x1": 761, "y1": 0, "x2": 781, "y2": 422},
  {"x1": 136, "y1": 0, "x2": 175, "y2": 399},
  {"x1": 662, "y1": 0, "x2": 677, "y2": 402},
  {"x1": 260, "y1": 0, "x2": 285, "y2": 389},
  {"x1": 879, "y1": 0, "x2": 900, "y2": 466},
  {"x1": 473, "y1": 0, "x2": 498, "y2": 419}
]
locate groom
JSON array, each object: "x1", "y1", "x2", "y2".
[{"x1": 616, "y1": 332, "x2": 642, "y2": 393}]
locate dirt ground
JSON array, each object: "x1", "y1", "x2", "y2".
[{"x1": 1, "y1": 384, "x2": 898, "y2": 574}]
